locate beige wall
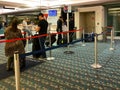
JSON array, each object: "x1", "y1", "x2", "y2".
[
  {"x1": 74, "y1": 12, "x2": 80, "y2": 39},
  {"x1": 75, "y1": 6, "x2": 105, "y2": 40}
]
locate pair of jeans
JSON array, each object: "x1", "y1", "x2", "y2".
[
  {"x1": 57, "y1": 34, "x2": 62, "y2": 45},
  {"x1": 38, "y1": 36, "x2": 46, "y2": 58}
]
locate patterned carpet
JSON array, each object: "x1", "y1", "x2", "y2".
[{"x1": 0, "y1": 39, "x2": 120, "y2": 90}]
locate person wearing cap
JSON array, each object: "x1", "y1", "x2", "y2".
[{"x1": 35, "y1": 13, "x2": 48, "y2": 59}]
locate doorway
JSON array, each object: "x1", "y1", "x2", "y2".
[{"x1": 80, "y1": 12, "x2": 95, "y2": 33}]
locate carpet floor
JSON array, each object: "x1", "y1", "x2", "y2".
[{"x1": 0, "y1": 40, "x2": 120, "y2": 90}]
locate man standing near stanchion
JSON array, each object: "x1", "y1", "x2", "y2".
[
  {"x1": 69, "y1": 16, "x2": 74, "y2": 43},
  {"x1": 56, "y1": 16, "x2": 63, "y2": 45},
  {"x1": 35, "y1": 13, "x2": 48, "y2": 59}
]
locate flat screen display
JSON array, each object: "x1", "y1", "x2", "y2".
[{"x1": 48, "y1": 10, "x2": 57, "y2": 16}]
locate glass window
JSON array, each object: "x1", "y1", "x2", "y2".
[{"x1": 107, "y1": 5, "x2": 120, "y2": 36}]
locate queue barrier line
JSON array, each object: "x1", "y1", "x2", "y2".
[
  {"x1": 81, "y1": 29, "x2": 86, "y2": 46},
  {"x1": 102, "y1": 26, "x2": 114, "y2": 50},
  {"x1": 14, "y1": 51, "x2": 20, "y2": 90},
  {"x1": 13, "y1": 27, "x2": 113, "y2": 89},
  {"x1": 91, "y1": 26, "x2": 114, "y2": 68},
  {"x1": 7, "y1": 26, "x2": 112, "y2": 90},
  {"x1": 20, "y1": 28, "x2": 108, "y2": 58},
  {"x1": 0, "y1": 28, "x2": 83, "y2": 59},
  {"x1": 0, "y1": 29, "x2": 82, "y2": 43},
  {"x1": 20, "y1": 37, "x2": 83, "y2": 58},
  {"x1": 91, "y1": 34, "x2": 102, "y2": 68},
  {"x1": 105, "y1": 26, "x2": 113, "y2": 29},
  {"x1": 0, "y1": 27, "x2": 114, "y2": 59},
  {"x1": 0, "y1": 27, "x2": 114, "y2": 58},
  {"x1": 0, "y1": 27, "x2": 115, "y2": 66},
  {"x1": 13, "y1": 25, "x2": 104, "y2": 89}
]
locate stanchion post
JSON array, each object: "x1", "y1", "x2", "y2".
[
  {"x1": 14, "y1": 51, "x2": 20, "y2": 90},
  {"x1": 47, "y1": 23, "x2": 55, "y2": 60},
  {"x1": 109, "y1": 27, "x2": 114, "y2": 50},
  {"x1": 81, "y1": 29, "x2": 86, "y2": 46},
  {"x1": 74, "y1": 27, "x2": 77, "y2": 40},
  {"x1": 91, "y1": 34, "x2": 102, "y2": 68},
  {"x1": 26, "y1": 32, "x2": 29, "y2": 52},
  {"x1": 66, "y1": 12, "x2": 70, "y2": 49},
  {"x1": 113, "y1": 27, "x2": 115, "y2": 43},
  {"x1": 49, "y1": 32, "x2": 52, "y2": 57}
]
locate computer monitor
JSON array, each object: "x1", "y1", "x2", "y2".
[{"x1": 48, "y1": 10, "x2": 57, "y2": 16}]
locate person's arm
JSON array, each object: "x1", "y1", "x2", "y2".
[
  {"x1": 22, "y1": 20, "x2": 27, "y2": 27},
  {"x1": 35, "y1": 26, "x2": 40, "y2": 32},
  {"x1": 35, "y1": 21, "x2": 41, "y2": 32}
]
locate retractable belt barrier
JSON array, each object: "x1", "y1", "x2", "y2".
[
  {"x1": 91, "y1": 26, "x2": 114, "y2": 68},
  {"x1": 0, "y1": 29, "x2": 82, "y2": 43},
  {"x1": 0, "y1": 27, "x2": 114, "y2": 58},
  {"x1": 0, "y1": 29, "x2": 83, "y2": 57},
  {"x1": 0, "y1": 27, "x2": 115, "y2": 89}
]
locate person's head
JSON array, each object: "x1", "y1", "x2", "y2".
[
  {"x1": 70, "y1": 16, "x2": 73, "y2": 20},
  {"x1": 9, "y1": 17, "x2": 19, "y2": 31},
  {"x1": 10, "y1": 17, "x2": 19, "y2": 27},
  {"x1": 38, "y1": 13, "x2": 44, "y2": 20},
  {"x1": 59, "y1": 16, "x2": 63, "y2": 21},
  {"x1": 59, "y1": 16, "x2": 62, "y2": 19},
  {"x1": 24, "y1": 17, "x2": 28, "y2": 21}
]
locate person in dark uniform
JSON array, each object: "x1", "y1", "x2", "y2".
[
  {"x1": 35, "y1": 13, "x2": 48, "y2": 59},
  {"x1": 56, "y1": 16, "x2": 63, "y2": 45},
  {"x1": 69, "y1": 16, "x2": 74, "y2": 42}
]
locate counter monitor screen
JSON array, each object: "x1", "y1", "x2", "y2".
[{"x1": 48, "y1": 10, "x2": 57, "y2": 16}]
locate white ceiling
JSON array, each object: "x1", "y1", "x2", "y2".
[
  {"x1": 0, "y1": 0, "x2": 102, "y2": 8},
  {"x1": 0, "y1": 0, "x2": 119, "y2": 14}
]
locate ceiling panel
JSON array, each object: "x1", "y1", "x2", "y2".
[
  {"x1": 0, "y1": 0, "x2": 120, "y2": 14},
  {"x1": 0, "y1": 0, "x2": 119, "y2": 8}
]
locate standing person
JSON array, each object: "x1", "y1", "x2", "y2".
[
  {"x1": 69, "y1": 16, "x2": 74, "y2": 42},
  {"x1": 56, "y1": 16, "x2": 63, "y2": 45},
  {"x1": 22, "y1": 18, "x2": 32, "y2": 36},
  {"x1": 35, "y1": 13, "x2": 48, "y2": 59},
  {"x1": 22, "y1": 18, "x2": 32, "y2": 45},
  {"x1": 69, "y1": 17, "x2": 74, "y2": 31},
  {"x1": 4, "y1": 17, "x2": 26, "y2": 71},
  {"x1": 22, "y1": 18, "x2": 29, "y2": 30}
]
